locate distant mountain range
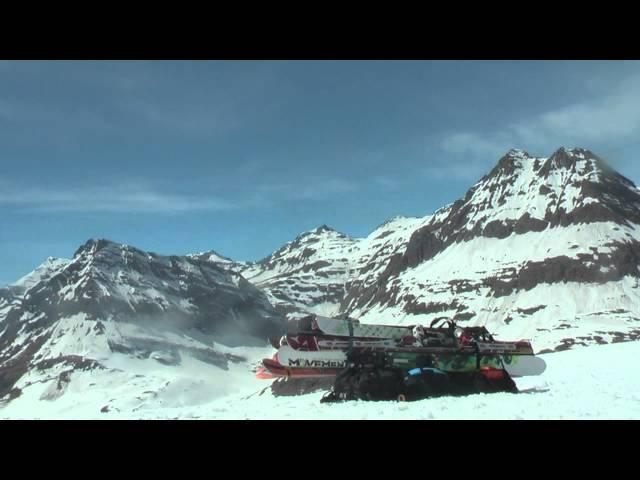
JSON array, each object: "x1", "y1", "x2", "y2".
[{"x1": 2, "y1": 146, "x2": 639, "y2": 407}]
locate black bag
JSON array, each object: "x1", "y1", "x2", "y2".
[
  {"x1": 402, "y1": 368, "x2": 452, "y2": 400},
  {"x1": 321, "y1": 365, "x2": 405, "y2": 403}
]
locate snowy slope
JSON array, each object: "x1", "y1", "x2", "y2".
[
  {"x1": 340, "y1": 215, "x2": 429, "y2": 312},
  {"x1": 2, "y1": 341, "x2": 638, "y2": 419}
]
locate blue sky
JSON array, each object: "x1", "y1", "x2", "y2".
[{"x1": 2, "y1": 60, "x2": 640, "y2": 285}]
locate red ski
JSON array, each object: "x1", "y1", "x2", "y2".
[{"x1": 261, "y1": 358, "x2": 343, "y2": 378}]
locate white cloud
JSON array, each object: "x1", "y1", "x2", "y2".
[
  {"x1": 437, "y1": 73, "x2": 640, "y2": 177},
  {"x1": 0, "y1": 175, "x2": 365, "y2": 215},
  {"x1": 440, "y1": 132, "x2": 512, "y2": 159},
  {"x1": 0, "y1": 182, "x2": 236, "y2": 214}
]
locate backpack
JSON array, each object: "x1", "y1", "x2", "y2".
[{"x1": 321, "y1": 365, "x2": 405, "y2": 403}]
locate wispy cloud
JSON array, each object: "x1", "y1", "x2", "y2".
[
  {"x1": 0, "y1": 62, "x2": 282, "y2": 143},
  {"x1": 0, "y1": 181, "x2": 236, "y2": 214},
  {"x1": 293, "y1": 178, "x2": 359, "y2": 199},
  {"x1": 435, "y1": 72, "x2": 640, "y2": 178},
  {"x1": 434, "y1": 133, "x2": 512, "y2": 180},
  {"x1": 0, "y1": 98, "x2": 120, "y2": 146},
  {"x1": 371, "y1": 176, "x2": 400, "y2": 191},
  {"x1": 249, "y1": 177, "x2": 360, "y2": 205},
  {"x1": 116, "y1": 98, "x2": 237, "y2": 137},
  {"x1": 422, "y1": 161, "x2": 490, "y2": 182},
  {"x1": 0, "y1": 175, "x2": 366, "y2": 214},
  {"x1": 0, "y1": 95, "x2": 230, "y2": 143},
  {"x1": 440, "y1": 132, "x2": 512, "y2": 159}
]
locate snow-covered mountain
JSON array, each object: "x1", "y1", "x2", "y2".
[
  {"x1": 8, "y1": 257, "x2": 71, "y2": 297},
  {"x1": 3, "y1": 145, "x2": 640, "y2": 417},
  {"x1": 345, "y1": 148, "x2": 640, "y2": 352},
  {"x1": 0, "y1": 239, "x2": 283, "y2": 404},
  {"x1": 235, "y1": 148, "x2": 640, "y2": 352},
  {"x1": 239, "y1": 225, "x2": 359, "y2": 317},
  {"x1": 187, "y1": 250, "x2": 247, "y2": 271},
  {"x1": 225, "y1": 219, "x2": 430, "y2": 318}
]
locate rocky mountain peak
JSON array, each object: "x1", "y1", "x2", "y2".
[
  {"x1": 73, "y1": 238, "x2": 119, "y2": 258},
  {"x1": 548, "y1": 146, "x2": 597, "y2": 167},
  {"x1": 486, "y1": 148, "x2": 535, "y2": 179},
  {"x1": 537, "y1": 146, "x2": 612, "y2": 180},
  {"x1": 189, "y1": 249, "x2": 234, "y2": 263},
  {"x1": 547, "y1": 146, "x2": 582, "y2": 169},
  {"x1": 314, "y1": 224, "x2": 335, "y2": 234}
]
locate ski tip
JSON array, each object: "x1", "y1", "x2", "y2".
[{"x1": 255, "y1": 367, "x2": 277, "y2": 380}]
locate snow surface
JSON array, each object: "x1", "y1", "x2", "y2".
[{"x1": 2, "y1": 341, "x2": 639, "y2": 419}]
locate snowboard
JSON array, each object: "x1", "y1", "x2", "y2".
[{"x1": 274, "y1": 345, "x2": 546, "y2": 377}]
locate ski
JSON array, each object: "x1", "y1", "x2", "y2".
[
  {"x1": 295, "y1": 315, "x2": 534, "y2": 355},
  {"x1": 302, "y1": 315, "x2": 413, "y2": 339},
  {"x1": 261, "y1": 358, "x2": 343, "y2": 378},
  {"x1": 284, "y1": 333, "x2": 534, "y2": 356}
]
